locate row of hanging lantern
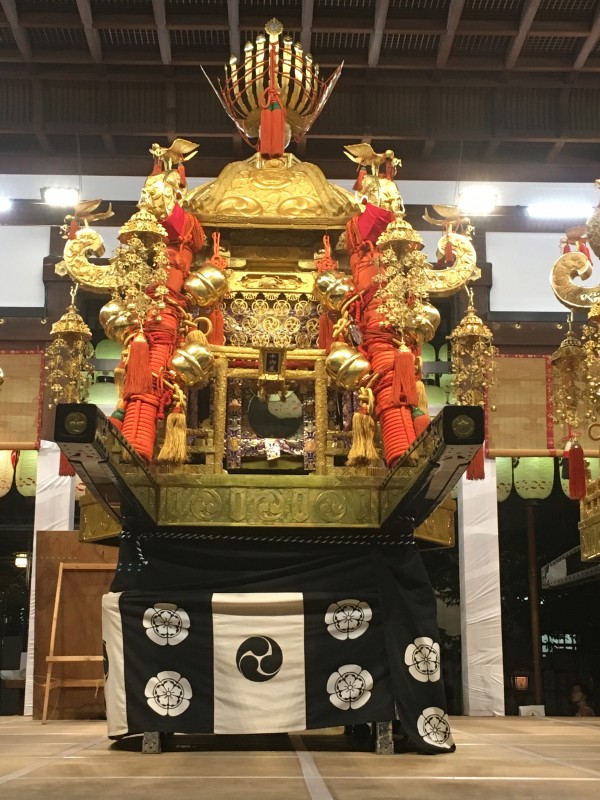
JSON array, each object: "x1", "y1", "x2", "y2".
[{"x1": 496, "y1": 455, "x2": 600, "y2": 502}]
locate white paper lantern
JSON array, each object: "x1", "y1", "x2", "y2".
[
  {"x1": 15, "y1": 450, "x2": 38, "y2": 497},
  {"x1": 513, "y1": 457, "x2": 554, "y2": 500},
  {"x1": 495, "y1": 457, "x2": 513, "y2": 502},
  {"x1": 0, "y1": 450, "x2": 15, "y2": 497}
]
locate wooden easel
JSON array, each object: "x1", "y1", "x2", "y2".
[{"x1": 41, "y1": 562, "x2": 114, "y2": 724}]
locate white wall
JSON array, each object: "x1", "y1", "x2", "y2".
[
  {"x1": 487, "y1": 232, "x2": 569, "y2": 314},
  {"x1": 0, "y1": 226, "x2": 49, "y2": 307}
]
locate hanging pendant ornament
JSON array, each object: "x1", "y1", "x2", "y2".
[
  {"x1": 447, "y1": 288, "x2": 496, "y2": 479},
  {"x1": 551, "y1": 313, "x2": 588, "y2": 499}
]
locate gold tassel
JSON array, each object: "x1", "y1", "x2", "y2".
[
  {"x1": 113, "y1": 365, "x2": 126, "y2": 402},
  {"x1": 156, "y1": 392, "x2": 188, "y2": 465},
  {"x1": 416, "y1": 379, "x2": 429, "y2": 415},
  {"x1": 347, "y1": 388, "x2": 380, "y2": 467}
]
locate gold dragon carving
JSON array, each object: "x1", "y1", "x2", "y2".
[
  {"x1": 424, "y1": 233, "x2": 480, "y2": 297},
  {"x1": 55, "y1": 227, "x2": 120, "y2": 293},
  {"x1": 551, "y1": 250, "x2": 600, "y2": 309}
]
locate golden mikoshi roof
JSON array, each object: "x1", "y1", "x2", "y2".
[{"x1": 185, "y1": 152, "x2": 359, "y2": 230}]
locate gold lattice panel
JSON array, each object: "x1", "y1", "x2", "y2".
[{"x1": 223, "y1": 293, "x2": 321, "y2": 350}]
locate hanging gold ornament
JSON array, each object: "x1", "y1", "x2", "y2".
[
  {"x1": 44, "y1": 285, "x2": 94, "y2": 407},
  {"x1": 447, "y1": 289, "x2": 496, "y2": 408},
  {"x1": 551, "y1": 316, "x2": 588, "y2": 430}
]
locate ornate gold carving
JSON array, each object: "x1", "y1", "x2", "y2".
[
  {"x1": 212, "y1": 357, "x2": 228, "y2": 474},
  {"x1": 55, "y1": 227, "x2": 119, "y2": 293},
  {"x1": 551, "y1": 250, "x2": 600, "y2": 309},
  {"x1": 414, "y1": 496, "x2": 456, "y2": 547},
  {"x1": 314, "y1": 358, "x2": 328, "y2": 474},
  {"x1": 185, "y1": 153, "x2": 358, "y2": 229},
  {"x1": 424, "y1": 233, "x2": 480, "y2": 297},
  {"x1": 79, "y1": 492, "x2": 121, "y2": 542},
  {"x1": 191, "y1": 489, "x2": 223, "y2": 521},
  {"x1": 315, "y1": 490, "x2": 347, "y2": 522}
]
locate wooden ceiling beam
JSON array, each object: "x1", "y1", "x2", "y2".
[
  {"x1": 436, "y1": 0, "x2": 466, "y2": 68},
  {"x1": 152, "y1": 0, "x2": 171, "y2": 66},
  {"x1": 75, "y1": 0, "x2": 102, "y2": 64},
  {"x1": 2, "y1": 64, "x2": 600, "y2": 90},
  {"x1": 573, "y1": 5, "x2": 600, "y2": 70},
  {"x1": 0, "y1": 152, "x2": 596, "y2": 183},
  {"x1": 0, "y1": 0, "x2": 32, "y2": 61},
  {"x1": 301, "y1": 0, "x2": 314, "y2": 53},
  {"x1": 546, "y1": 140, "x2": 566, "y2": 162},
  {"x1": 505, "y1": 0, "x2": 542, "y2": 70},
  {"x1": 227, "y1": 0, "x2": 240, "y2": 61},
  {"x1": 368, "y1": 0, "x2": 390, "y2": 68}
]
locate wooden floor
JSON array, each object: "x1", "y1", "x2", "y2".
[{"x1": 0, "y1": 715, "x2": 599, "y2": 799}]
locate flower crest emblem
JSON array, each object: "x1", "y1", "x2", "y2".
[
  {"x1": 144, "y1": 671, "x2": 192, "y2": 717},
  {"x1": 143, "y1": 602, "x2": 190, "y2": 646},
  {"x1": 327, "y1": 664, "x2": 373, "y2": 711},
  {"x1": 325, "y1": 599, "x2": 372, "y2": 640},
  {"x1": 417, "y1": 707, "x2": 454, "y2": 749},
  {"x1": 404, "y1": 636, "x2": 441, "y2": 682}
]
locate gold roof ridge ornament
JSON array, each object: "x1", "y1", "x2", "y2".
[{"x1": 202, "y1": 18, "x2": 343, "y2": 149}]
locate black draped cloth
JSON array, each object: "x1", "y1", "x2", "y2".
[{"x1": 102, "y1": 533, "x2": 455, "y2": 754}]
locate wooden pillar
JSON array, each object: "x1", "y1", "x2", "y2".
[{"x1": 526, "y1": 501, "x2": 544, "y2": 705}]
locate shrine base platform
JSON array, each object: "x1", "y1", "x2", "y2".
[{"x1": 0, "y1": 715, "x2": 599, "y2": 800}]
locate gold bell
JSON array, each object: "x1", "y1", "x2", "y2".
[
  {"x1": 325, "y1": 342, "x2": 371, "y2": 391},
  {"x1": 99, "y1": 298, "x2": 136, "y2": 344},
  {"x1": 407, "y1": 302, "x2": 441, "y2": 343},
  {"x1": 184, "y1": 264, "x2": 228, "y2": 307},
  {"x1": 169, "y1": 338, "x2": 215, "y2": 388},
  {"x1": 313, "y1": 270, "x2": 355, "y2": 312}
]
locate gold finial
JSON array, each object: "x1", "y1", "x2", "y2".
[{"x1": 265, "y1": 18, "x2": 284, "y2": 41}]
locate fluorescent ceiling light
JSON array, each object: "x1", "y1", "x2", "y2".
[
  {"x1": 41, "y1": 186, "x2": 79, "y2": 207},
  {"x1": 458, "y1": 185, "x2": 498, "y2": 216},
  {"x1": 14, "y1": 552, "x2": 29, "y2": 569},
  {"x1": 0, "y1": 195, "x2": 12, "y2": 212},
  {"x1": 526, "y1": 201, "x2": 592, "y2": 219}
]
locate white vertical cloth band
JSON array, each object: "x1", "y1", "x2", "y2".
[
  {"x1": 24, "y1": 440, "x2": 76, "y2": 716},
  {"x1": 212, "y1": 592, "x2": 306, "y2": 734},
  {"x1": 458, "y1": 458, "x2": 505, "y2": 716}
]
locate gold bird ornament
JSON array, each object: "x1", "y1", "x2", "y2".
[
  {"x1": 149, "y1": 138, "x2": 200, "y2": 170},
  {"x1": 343, "y1": 143, "x2": 401, "y2": 179}
]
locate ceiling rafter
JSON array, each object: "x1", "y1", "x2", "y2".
[
  {"x1": 436, "y1": 0, "x2": 466, "y2": 68},
  {"x1": 75, "y1": 0, "x2": 102, "y2": 64},
  {"x1": 0, "y1": 0, "x2": 32, "y2": 61},
  {"x1": 152, "y1": 0, "x2": 171, "y2": 66},
  {"x1": 368, "y1": 0, "x2": 390, "y2": 68},
  {"x1": 505, "y1": 0, "x2": 543, "y2": 70},
  {"x1": 301, "y1": 0, "x2": 314, "y2": 54},
  {"x1": 573, "y1": 5, "x2": 600, "y2": 70}
]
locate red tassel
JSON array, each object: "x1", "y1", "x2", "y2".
[
  {"x1": 59, "y1": 451, "x2": 76, "y2": 477},
  {"x1": 466, "y1": 446, "x2": 485, "y2": 480},
  {"x1": 391, "y1": 349, "x2": 418, "y2": 407},
  {"x1": 177, "y1": 164, "x2": 187, "y2": 188},
  {"x1": 68, "y1": 220, "x2": 79, "y2": 239},
  {"x1": 353, "y1": 166, "x2": 368, "y2": 191},
  {"x1": 260, "y1": 103, "x2": 286, "y2": 157},
  {"x1": 207, "y1": 308, "x2": 225, "y2": 346},
  {"x1": 413, "y1": 413, "x2": 430, "y2": 437},
  {"x1": 444, "y1": 238, "x2": 454, "y2": 264},
  {"x1": 318, "y1": 314, "x2": 335, "y2": 352},
  {"x1": 124, "y1": 333, "x2": 153, "y2": 398},
  {"x1": 563, "y1": 242, "x2": 571, "y2": 254},
  {"x1": 567, "y1": 440, "x2": 586, "y2": 500}
]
